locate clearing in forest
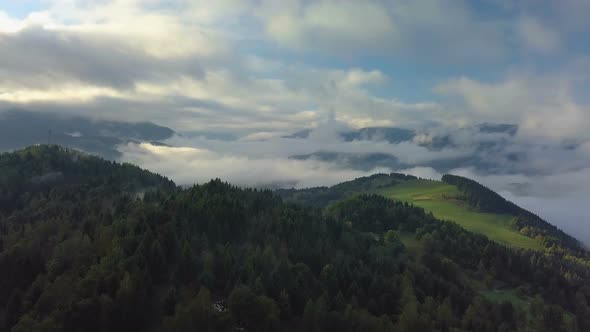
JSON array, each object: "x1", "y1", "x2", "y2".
[{"x1": 377, "y1": 179, "x2": 542, "y2": 250}]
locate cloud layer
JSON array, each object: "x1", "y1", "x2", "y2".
[
  {"x1": 0, "y1": 0, "x2": 588, "y2": 137},
  {"x1": 118, "y1": 142, "x2": 390, "y2": 189}
]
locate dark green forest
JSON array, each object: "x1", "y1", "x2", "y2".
[{"x1": 1, "y1": 146, "x2": 590, "y2": 331}]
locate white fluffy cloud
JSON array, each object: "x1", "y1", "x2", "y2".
[
  {"x1": 261, "y1": 0, "x2": 510, "y2": 62},
  {"x1": 118, "y1": 142, "x2": 391, "y2": 188},
  {"x1": 1, "y1": 0, "x2": 443, "y2": 133},
  {"x1": 518, "y1": 17, "x2": 561, "y2": 55},
  {"x1": 45, "y1": 0, "x2": 229, "y2": 58},
  {"x1": 264, "y1": 0, "x2": 398, "y2": 54},
  {"x1": 435, "y1": 73, "x2": 589, "y2": 139}
]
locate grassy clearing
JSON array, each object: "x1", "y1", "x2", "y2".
[
  {"x1": 376, "y1": 180, "x2": 542, "y2": 251},
  {"x1": 482, "y1": 288, "x2": 575, "y2": 328},
  {"x1": 481, "y1": 289, "x2": 529, "y2": 307},
  {"x1": 399, "y1": 232, "x2": 422, "y2": 255},
  {"x1": 481, "y1": 289, "x2": 535, "y2": 323}
]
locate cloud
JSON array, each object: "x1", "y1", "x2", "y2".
[
  {"x1": 518, "y1": 17, "x2": 561, "y2": 55},
  {"x1": 435, "y1": 73, "x2": 590, "y2": 139},
  {"x1": 0, "y1": 42, "x2": 435, "y2": 134},
  {"x1": 0, "y1": 26, "x2": 204, "y2": 91},
  {"x1": 517, "y1": 0, "x2": 590, "y2": 35},
  {"x1": 261, "y1": 0, "x2": 510, "y2": 63},
  {"x1": 164, "y1": 118, "x2": 476, "y2": 166},
  {"x1": 118, "y1": 142, "x2": 390, "y2": 189},
  {"x1": 264, "y1": 0, "x2": 398, "y2": 54},
  {"x1": 45, "y1": 0, "x2": 229, "y2": 58},
  {"x1": 0, "y1": 1, "x2": 440, "y2": 134},
  {"x1": 2, "y1": 0, "x2": 584, "y2": 140},
  {"x1": 399, "y1": 166, "x2": 442, "y2": 180},
  {"x1": 0, "y1": 10, "x2": 53, "y2": 33}
]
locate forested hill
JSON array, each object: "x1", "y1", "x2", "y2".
[
  {"x1": 1, "y1": 146, "x2": 590, "y2": 331},
  {"x1": 0, "y1": 145, "x2": 176, "y2": 217},
  {"x1": 0, "y1": 145, "x2": 175, "y2": 191},
  {"x1": 279, "y1": 172, "x2": 585, "y2": 253}
]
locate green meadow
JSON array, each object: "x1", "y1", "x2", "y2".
[
  {"x1": 377, "y1": 179, "x2": 542, "y2": 250},
  {"x1": 398, "y1": 232, "x2": 422, "y2": 255}
]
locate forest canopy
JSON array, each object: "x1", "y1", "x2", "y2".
[{"x1": 0, "y1": 146, "x2": 589, "y2": 332}]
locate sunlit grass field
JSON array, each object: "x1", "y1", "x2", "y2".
[{"x1": 377, "y1": 179, "x2": 542, "y2": 250}]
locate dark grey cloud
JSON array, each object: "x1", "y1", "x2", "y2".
[
  {"x1": 0, "y1": 109, "x2": 174, "y2": 158},
  {"x1": 0, "y1": 91, "x2": 310, "y2": 136},
  {"x1": 0, "y1": 27, "x2": 203, "y2": 89},
  {"x1": 279, "y1": 122, "x2": 590, "y2": 176}
]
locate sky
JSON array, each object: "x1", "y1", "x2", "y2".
[{"x1": 1, "y1": 0, "x2": 590, "y2": 243}]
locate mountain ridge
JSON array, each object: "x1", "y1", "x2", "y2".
[
  {"x1": 278, "y1": 172, "x2": 584, "y2": 252},
  {"x1": 0, "y1": 110, "x2": 175, "y2": 159}
]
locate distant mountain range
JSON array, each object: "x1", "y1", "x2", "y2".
[
  {"x1": 287, "y1": 123, "x2": 520, "y2": 173},
  {"x1": 283, "y1": 127, "x2": 418, "y2": 144},
  {"x1": 284, "y1": 123, "x2": 517, "y2": 146},
  {"x1": 290, "y1": 151, "x2": 402, "y2": 171},
  {"x1": 0, "y1": 110, "x2": 175, "y2": 158}
]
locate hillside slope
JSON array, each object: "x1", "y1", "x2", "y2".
[
  {"x1": 441, "y1": 174, "x2": 581, "y2": 249},
  {"x1": 1, "y1": 147, "x2": 590, "y2": 331},
  {"x1": 280, "y1": 173, "x2": 584, "y2": 254},
  {"x1": 376, "y1": 179, "x2": 541, "y2": 250}
]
